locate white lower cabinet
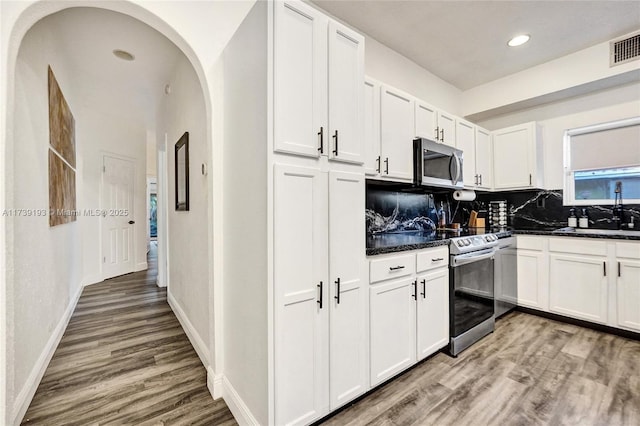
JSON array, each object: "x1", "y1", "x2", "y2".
[
  {"x1": 369, "y1": 247, "x2": 449, "y2": 387},
  {"x1": 370, "y1": 276, "x2": 417, "y2": 386},
  {"x1": 616, "y1": 242, "x2": 640, "y2": 332},
  {"x1": 549, "y1": 254, "x2": 608, "y2": 324},
  {"x1": 416, "y1": 268, "x2": 449, "y2": 360},
  {"x1": 274, "y1": 165, "x2": 366, "y2": 425},
  {"x1": 516, "y1": 250, "x2": 547, "y2": 310}
]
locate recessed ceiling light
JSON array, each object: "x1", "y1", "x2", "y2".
[
  {"x1": 508, "y1": 34, "x2": 530, "y2": 47},
  {"x1": 113, "y1": 49, "x2": 135, "y2": 61}
]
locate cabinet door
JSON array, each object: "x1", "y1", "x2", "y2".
[
  {"x1": 370, "y1": 277, "x2": 417, "y2": 386},
  {"x1": 493, "y1": 124, "x2": 533, "y2": 189},
  {"x1": 380, "y1": 85, "x2": 414, "y2": 181},
  {"x1": 517, "y1": 250, "x2": 547, "y2": 310},
  {"x1": 617, "y1": 259, "x2": 640, "y2": 332},
  {"x1": 328, "y1": 171, "x2": 367, "y2": 408},
  {"x1": 475, "y1": 127, "x2": 493, "y2": 190},
  {"x1": 416, "y1": 269, "x2": 449, "y2": 361},
  {"x1": 415, "y1": 99, "x2": 438, "y2": 141},
  {"x1": 274, "y1": 0, "x2": 328, "y2": 158},
  {"x1": 274, "y1": 164, "x2": 329, "y2": 425},
  {"x1": 363, "y1": 78, "x2": 380, "y2": 176},
  {"x1": 455, "y1": 119, "x2": 476, "y2": 188},
  {"x1": 549, "y1": 254, "x2": 608, "y2": 324},
  {"x1": 328, "y1": 21, "x2": 364, "y2": 164},
  {"x1": 437, "y1": 111, "x2": 456, "y2": 147}
]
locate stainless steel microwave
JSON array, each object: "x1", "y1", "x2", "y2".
[{"x1": 413, "y1": 138, "x2": 464, "y2": 189}]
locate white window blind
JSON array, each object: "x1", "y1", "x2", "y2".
[{"x1": 569, "y1": 124, "x2": 640, "y2": 171}]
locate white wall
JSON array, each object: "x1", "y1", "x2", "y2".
[
  {"x1": 478, "y1": 81, "x2": 640, "y2": 190},
  {"x1": 158, "y1": 56, "x2": 211, "y2": 368},
  {"x1": 364, "y1": 36, "x2": 462, "y2": 114},
  {"x1": 9, "y1": 20, "x2": 83, "y2": 425}
]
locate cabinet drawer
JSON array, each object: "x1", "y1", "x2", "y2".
[
  {"x1": 516, "y1": 236, "x2": 545, "y2": 251},
  {"x1": 370, "y1": 253, "x2": 415, "y2": 284},
  {"x1": 416, "y1": 247, "x2": 449, "y2": 273},
  {"x1": 549, "y1": 237, "x2": 607, "y2": 256},
  {"x1": 616, "y1": 241, "x2": 640, "y2": 259}
]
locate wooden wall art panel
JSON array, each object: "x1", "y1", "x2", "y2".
[{"x1": 48, "y1": 66, "x2": 77, "y2": 226}]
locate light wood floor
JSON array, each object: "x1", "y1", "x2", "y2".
[
  {"x1": 322, "y1": 312, "x2": 640, "y2": 426},
  {"x1": 22, "y1": 246, "x2": 640, "y2": 425},
  {"x1": 22, "y1": 242, "x2": 237, "y2": 425}
]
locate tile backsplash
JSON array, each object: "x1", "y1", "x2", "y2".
[{"x1": 366, "y1": 180, "x2": 640, "y2": 232}]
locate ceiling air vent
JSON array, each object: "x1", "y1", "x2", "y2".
[{"x1": 610, "y1": 31, "x2": 640, "y2": 67}]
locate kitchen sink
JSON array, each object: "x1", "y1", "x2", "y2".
[{"x1": 553, "y1": 227, "x2": 640, "y2": 237}]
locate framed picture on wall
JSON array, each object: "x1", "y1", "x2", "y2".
[{"x1": 175, "y1": 132, "x2": 189, "y2": 211}]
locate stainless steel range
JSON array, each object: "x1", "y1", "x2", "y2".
[{"x1": 448, "y1": 233, "x2": 499, "y2": 356}]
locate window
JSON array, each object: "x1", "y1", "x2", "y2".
[{"x1": 564, "y1": 117, "x2": 640, "y2": 205}]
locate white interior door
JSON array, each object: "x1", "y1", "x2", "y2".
[{"x1": 102, "y1": 155, "x2": 135, "y2": 279}]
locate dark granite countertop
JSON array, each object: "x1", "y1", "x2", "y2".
[{"x1": 366, "y1": 227, "x2": 639, "y2": 257}]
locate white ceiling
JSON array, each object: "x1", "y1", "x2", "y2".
[
  {"x1": 40, "y1": 7, "x2": 183, "y2": 125},
  {"x1": 313, "y1": 0, "x2": 640, "y2": 90}
]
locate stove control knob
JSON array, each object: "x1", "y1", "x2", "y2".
[{"x1": 457, "y1": 240, "x2": 463, "y2": 247}]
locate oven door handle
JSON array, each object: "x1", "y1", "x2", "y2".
[{"x1": 451, "y1": 248, "x2": 496, "y2": 267}]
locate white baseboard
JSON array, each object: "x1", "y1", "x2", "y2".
[
  {"x1": 135, "y1": 261, "x2": 148, "y2": 272},
  {"x1": 222, "y1": 375, "x2": 260, "y2": 426},
  {"x1": 12, "y1": 283, "x2": 83, "y2": 425},
  {"x1": 81, "y1": 273, "x2": 103, "y2": 287},
  {"x1": 207, "y1": 366, "x2": 224, "y2": 400},
  {"x1": 167, "y1": 291, "x2": 210, "y2": 369}
]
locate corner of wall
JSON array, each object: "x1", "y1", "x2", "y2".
[
  {"x1": 222, "y1": 375, "x2": 261, "y2": 426},
  {"x1": 167, "y1": 290, "x2": 211, "y2": 371}
]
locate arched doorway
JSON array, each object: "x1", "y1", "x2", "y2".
[{"x1": 1, "y1": 3, "x2": 219, "y2": 424}]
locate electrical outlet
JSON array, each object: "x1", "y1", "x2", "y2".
[{"x1": 536, "y1": 197, "x2": 545, "y2": 208}]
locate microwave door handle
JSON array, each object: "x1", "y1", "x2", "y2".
[{"x1": 455, "y1": 154, "x2": 462, "y2": 184}]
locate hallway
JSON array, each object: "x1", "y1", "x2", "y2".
[{"x1": 21, "y1": 244, "x2": 236, "y2": 425}]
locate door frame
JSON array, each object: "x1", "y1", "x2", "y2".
[{"x1": 100, "y1": 151, "x2": 137, "y2": 281}]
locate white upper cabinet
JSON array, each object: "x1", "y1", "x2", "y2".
[
  {"x1": 437, "y1": 111, "x2": 456, "y2": 147},
  {"x1": 475, "y1": 126, "x2": 493, "y2": 190},
  {"x1": 328, "y1": 22, "x2": 364, "y2": 164},
  {"x1": 415, "y1": 99, "x2": 438, "y2": 141},
  {"x1": 274, "y1": 1, "x2": 328, "y2": 158},
  {"x1": 274, "y1": 1, "x2": 364, "y2": 164},
  {"x1": 455, "y1": 118, "x2": 476, "y2": 188},
  {"x1": 492, "y1": 122, "x2": 543, "y2": 190},
  {"x1": 363, "y1": 78, "x2": 381, "y2": 176},
  {"x1": 380, "y1": 85, "x2": 415, "y2": 181},
  {"x1": 415, "y1": 99, "x2": 455, "y2": 147}
]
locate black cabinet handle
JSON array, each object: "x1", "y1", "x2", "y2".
[
  {"x1": 529, "y1": 174, "x2": 532, "y2": 185},
  {"x1": 434, "y1": 126, "x2": 439, "y2": 140},
  {"x1": 384, "y1": 157, "x2": 389, "y2": 174},
  {"x1": 421, "y1": 279, "x2": 426, "y2": 298},
  {"x1": 376, "y1": 156, "x2": 381, "y2": 173},
  {"x1": 432, "y1": 258, "x2": 443, "y2": 262},
  {"x1": 618, "y1": 261, "x2": 621, "y2": 277},
  {"x1": 317, "y1": 281, "x2": 323, "y2": 309},
  {"x1": 332, "y1": 130, "x2": 339, "y2": 156},
  {"x1": 479, "y1": 174, "x2": 483, "y2": 186},
  {"x1": 334, "y1": 278, "x2": 341, "y2": 304},
  {"x1": 603, "y1": 262, "x2": 607, "y2": 277},
  {"x1": 412, "y1": 280, "x2": 417, "y2": 300},
  {"x1": 317, "y1": 127, "x2": 324, "y2": 153},
  {"x1": 440, "y1": 128, "x2": 444, "y2": 142},
  {"x1": 474, "y1": 174, "x2": 478, "y2": 185},
  {"x1": 389, "y1": 265, "x2": 405, "y2": 271},
  {"x1": 128, "y1": 220, "x2": 135, "y2": 224}
]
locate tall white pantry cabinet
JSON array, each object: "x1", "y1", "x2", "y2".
[{"x1": 222, "y1": 1, "x2": 367, "y2": 425}]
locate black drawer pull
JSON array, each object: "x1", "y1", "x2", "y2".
[
  {"x1": 317, "y1": 127, "x2": 324, "y2": 153},
  {"x1": 389, "y1": 265, "x2": 405, "y2": 271},
  {"x1": 334, "y1": 278, "x2": 341, "y2": 304},
  {"x1": 317, "y1": 281, "x2": 323, "y2": 309},
  {"x1": 432, "y1": 257, "x2": 444, "y2": 262},
  {"x1": 412, "y1": 280, "x2": 417, "y2": 300},
  {"x1": 421, "y1": 279, "x2": 426, "y2": 298}
]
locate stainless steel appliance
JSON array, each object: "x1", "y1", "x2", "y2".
[
  {"x1": 413, "y1": 138, "x2": 463, "y2": 189},
  {"x1": 448, "y1": 233, "x2": 498, "y2": 356},
  {"x1": 494, "y1": 237, "x2": 517, "y2": 318}
]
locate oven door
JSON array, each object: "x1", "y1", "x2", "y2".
[{"x1": 450, "y1": 248, "x2": 495, "y2": 338}]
